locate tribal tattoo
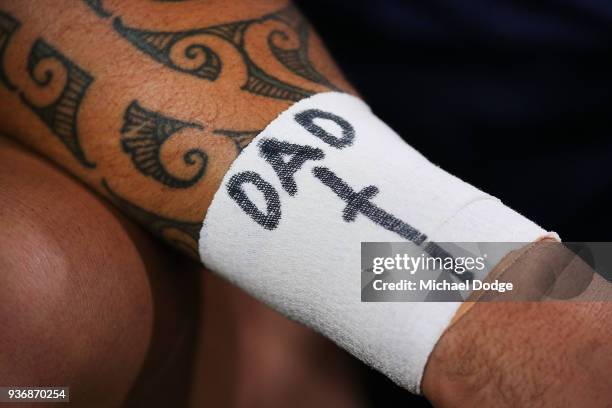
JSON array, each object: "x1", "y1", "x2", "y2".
[
  {"x1": 83, "y1": 0, "x2": 111, "y2": 18},
  {"x1": 0, "y1": 11, "x2": 19, "y2": 90},
  {"x1": 121, "y1": 101, "x2": 208, "y2": 189},
  {"x1": 102, "y1": 179, "x2": 201, "y2": 257},
  {"x1": 112, "y1": 6, "x2": 338, "y2": 101},
  {"x1": 0, "y1": 11, "x2": 95, "y2": 168},
  {"x1": 0, "y1": 2, "x2": 345, "y2": 258},
  {"x1": 266, "y1": 8, "x2": 337, "y2": 90},
  {"x1": 19, "y1": 40, "x2": 95, "y2": 167},
  {"x1": 121, "y1": 101, "x2": 260, "y2": 188}
]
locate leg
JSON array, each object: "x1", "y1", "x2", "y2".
[{"x1": 0, "y1": 135, "x2": 200, "y2": 407}]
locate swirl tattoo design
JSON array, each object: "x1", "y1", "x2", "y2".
[
  {"x1": 113, "y1": 6, "x2": 335, "y2": 101},
  {"x1": 113, "y1": 20, "x2": 221, "y2": 81},
  {"x1": 0, "y1": 11, "x2": 19, "y2": 90},
  {"x1": 102, "y1": 179, "x2": 201, "y2": 257},
  {"x1": 267, "y1": 6, "x2": 337, "y2": 90},
  {"x1": 20, "y1": 40, "x2": 95, "y2": 168},
  {"x1": 121, "y1": 101, "x2": 208, "y2": 189}
]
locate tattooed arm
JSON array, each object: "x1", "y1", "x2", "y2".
[
  {"x1": 0, "y1": 0, "x2": 353, "y2": 257},
  {"x1": 4, "y1": 2, "x2": 611, "y2": 407}
]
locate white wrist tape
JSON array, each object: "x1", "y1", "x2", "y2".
[{"x1": 199, "y1": 92, "x2": 552, "y2": 393}]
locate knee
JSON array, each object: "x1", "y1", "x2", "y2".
[{"x1": 0, "y1": 139, "x2": 155, "y2": 405}]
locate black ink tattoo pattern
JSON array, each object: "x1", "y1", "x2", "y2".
[
  {"x1": 113, "y1": 19, "x2": 221, "y2": 81},
  {"x1": 213, "y1": 129, "x2": 259, "y2": 153},
  {"x1": 83, "y1": 0, "x2": 111, "y2": 18},
  {"x1": 267, "y1": 7, "x2": 337, "y2": 90},
  {"x1": 121, "y1": 101, "x2": 208, "y2": 189},
  {"x1": 102, "y1": 179, "x2": 201, "y2": 256},
  {"x1": 113, "y1": 6, "x2": 335, "y2": 101},
  {"x1": 0, "y1": 11, "x2": 19, "y2": 90},
  {"x1": 20, "y1": 40, "x2": 95, "y2": 168}
]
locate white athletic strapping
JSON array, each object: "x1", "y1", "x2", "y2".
[{"x1": 199, "y1": 92, "x2": 554, "y2": 393}]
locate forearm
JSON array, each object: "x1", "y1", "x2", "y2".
[{"x1": 0, "y1": 0, "x2": 352, "y2": 256}]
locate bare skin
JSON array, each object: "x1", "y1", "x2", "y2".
[
  {"x1": 423, "y1": 242, "x2": 612, "y2": 407},
  {"x1": 424, "y1": 301, "x2": 612, "y2": 407},
  {"x1": 0, "y1": 1, "x2": 610, "y2": 406},
  {"x1": 0, "y1": 136, "x2": 199, "y2": 407}
]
